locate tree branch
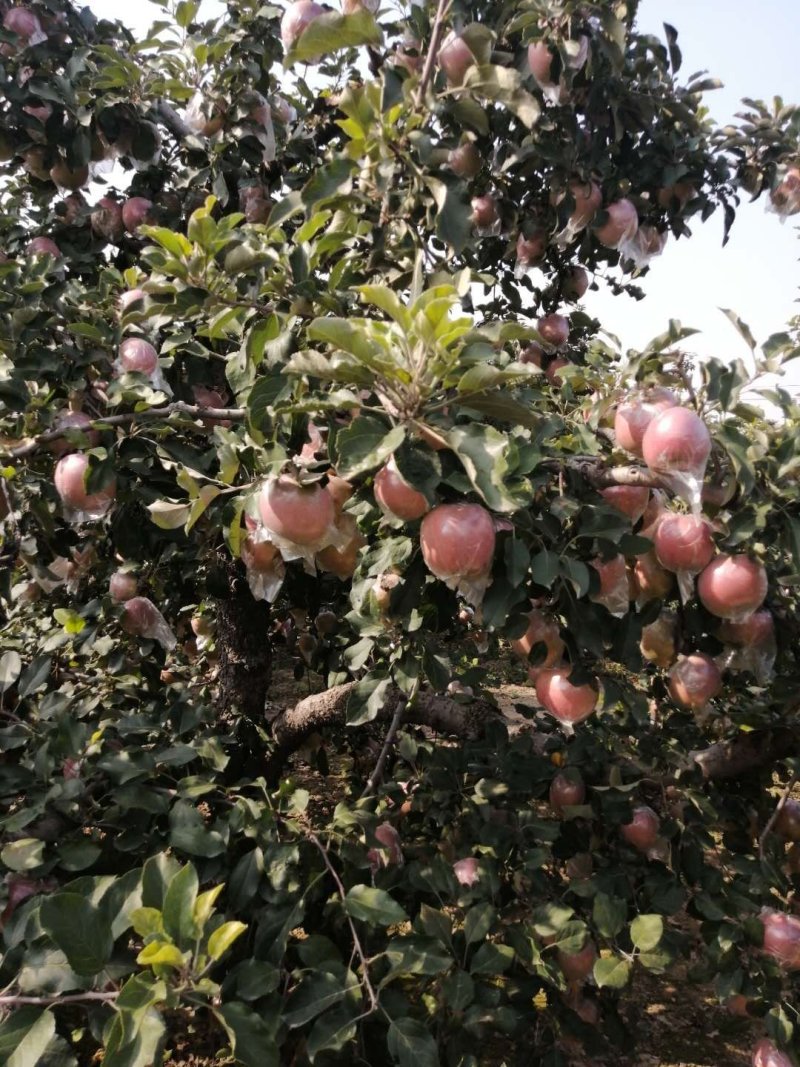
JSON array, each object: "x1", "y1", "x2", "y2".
[
  {"x1": 307, "y1": 832, "x2": 378, "y2": 1016},
  {"x1": 415, "y1": 0, "x2": 450, "y2": 106},
  {"x1": 2, "y1": 403, "x2": 246, "y2": 461},
  {"x1": 690, "y1": 728, "x2": 798, "y2": 780},
  {"x1": 0, "y1": 991, "x2": 118, "y2": 1007},
  {"x1": 266, "y1": 682, "x2": 502, "y2": 781},
  {"x1": 539, "y1": 457, "x2": 671, "y2": 490},
  {"x1": 360, "y1": 682, "x2": 418, "y2": 799},
  {"x1": 759, "y1": 772, "x2": 798, "y2": 859},
  {"x1": 154, "y1": 99, "x2": 193, "y2": 140}
]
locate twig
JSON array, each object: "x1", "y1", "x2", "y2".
[
  {"x1": 2, "y1": 403, "x2": 246, "y2": 461},
  {"x1": 0, "y1": 991, "x2": 118, "y2": 1008},
  {"x1": 759, "y1": 772, "x2": 798, "y2": 860},
  {"x1": 306, "y1": 832, "x2": 378, "y2": 1016},
  {"x1": 361, "y1": 683, "x2": 418, "y2": 799},
  {"x1": 538, "y1": 457, "x2": 671, "y2": 490},
  {"x1": 415, "y1": 0, "x2": 450, "y2": 106}
]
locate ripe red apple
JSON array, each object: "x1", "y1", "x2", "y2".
[
  {"x1": 566, "y1": 179, "x2": 602, "y2": 230},
  {"x1": 633, "y1": 551, "x2": 674, "y2": 601},
  {"x1": 591, "y1": 554, "x2": 629, "y2": 613},
  {"x1": 760, "y1": 910, "x2": 800, "y2": 971},
  {"x1": 546, "y1": 358, "x2": 569, "y2": 386},
  {"x1": 315, "y1": 610, "x2": 338, "y2": 635},
  {"x1": 91, "y1": 197, "x2": 125, "y2": 243},
  {"x1": 516, "y1": 231, "x2": 547, "y2": 267},
  {"x1": 601, "y1": 485, "x2": 649, "y2": 522},
  {"x1": 594, "y1": 198, "x2": 639, "y2": 248},
  {"x1": 239, "y1": 184, "x2": 271, "y2": 224},
  {"x1": 668, "y1": 653, "x2": 722, "y2": 710},
  {"x1": 342, "y1": 0, "x2": 380, "y2": 10},
  {"x1": 550, "y1": 771, "x2": 586, "y2": 814},
  {"x1": 640, "y1": 611, "x2": 678, "y2": 668},
  {"x1": 621, "y1": 805, "x2": 660, "y2": 851},
  {"x1": 260, "y1": 475, "x2": 335, "y2": 546},
  {"x1": 121, "y1": 197, "x2": 154, "y2": 234},
  {"x1": 558, "y1": 938, "x2": 597, "y2": 983},
  {"x1": 317, "y1": 514, "x2": 366, "y2": 579},
  {"x1": 374, "y1": 457, "x2": 430, "y2": 522},
  {"x1": 719, "y1": 609, "x2": 774, "y2": 648},
  {"x1": 437, "y1": 31, "x2": 476, "y2": 86},
  {"x1": 54, "y1": 453, "x2": 116, "y2": 516},
  {"x1": 697, "y1": 555, "x2": 768, "y2": 620},
  {"x1": 562, "y1": 266, "x2": 589, "y2": 301},
  {"x1": 520, "y1": 342, "x2": 544, "y2": 367},
  {"x1": 118, "y1": 338, "x2": 158, "y2": 376},
  {"x1": 537, "y1": 313, "x2": 569, "y2": 347},
  {"x1": 3, "y1": 6, "x2": 42, "y2": 39},
  {"x1": 241, "y1": 535, "x2": 280, "y2": 573},
  {"x1": 50, "y1": 411, "x2": 99, "y2": 457},
  {"x1": 49, "y1": 159, "x2": 89, "y2": 191},
  {"x1": 119, "y1": 288, "x2": 146, "y2": 312},
  {"x1": 510, "y1": 610, "x2": 564, "y2": 672},
  {"x1": 109, "y1": 570, "x2": 138, "y2": 603},
  {"x1": 280, "y1": 0, "x2": 324, "y2": 49},
  {"x1": 614, "y1": 387, "x2": 677, "y2": 457},
  {"x1": 535, "y1": 667, "x2": 598, "y2": 727},
  {"x1": 528, "y1": 41, "x2": 554, "y2": 86},
  {"x1": 640, "y1": 489, "x2": 669, "y2": 540},
  {"x1": 26, "y1": 236, "x2": 61, "y2": 258},
  {"x1": 121, "y1": 596, "x2": 176, "y2": 649},
  {"x1": 774, "y1": 798, "x2": 800, "y2": 842},
  {"x1": 642, "y1": 406, "x2": 711, "y2": 475},
  {"x1": 752, "y1": 1039, "x2": 793, "y2": 1067},
  {"x1": 471, "y1": 194, "x2": 499, "y2": 229},
  {"x1": 654, "y1": 513, "x2": 715, "y2": 573},
  {"x1": 448, "y1": 142, "x2": 481, "y2": 178},
  {"x1": 420, "y1": 503, "x2": 496, "y2": 585},
  {"x1": 326, "y1": 474, "x2": 354, "y2": 516},
  {"x1": 771, "y1": 166, "x2": 800, "y2": 216}
]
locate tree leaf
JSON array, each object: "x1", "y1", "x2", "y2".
[
  {"x1": 285, "y1": 9, "x2": 383, "y2": 66},
  {"x1": 162, "y1": 863, "x2": 199, "y2": 948},
  {"x1": 40, "y1": 893, "x2": 114, "y2": 976},
  {"x1": 447, "y1": 425, "x2": 529, "y2": 513},
  {"x1": 593, "y1": 954, "x2": 632, "y2": 989},
  {"x1": 283, "y1": 971, "x2": 351, "y2": 1027},
  {"x1": 0, "y1": 650, "x2": 22, "y2": 693},
  {"x1": 214, "y1": 1002, "x2": 279, "y2": 1067},
  {"x1": 463, "y1": 902, "x2": 495, "y2": 945},
  {"x1": 0, "y1": 1007, "x2": 56, "y2": 1067},
  {"x1": 592, "y1": 893, "x2": 627, "y2": 938},
  {"x1": 630, "y1": 913, "x2": 664, "y2": 952},
  {"x1": 387, "y1": 1017, "x2": 440, "y2": 1067},
  {"x1": 335, "y1": 417, "x2": 406, "y2": 479},
  {"x1": 1, "y1": 837, "x2": 45, "y2": 872},
  {"x1": 344, "y1": 885, "x2": 408, "y2": 926},
  {"x1": 207, "y1": 920, "x2": 247, "y2": 961}
]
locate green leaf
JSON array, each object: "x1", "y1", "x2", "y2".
[
  {"x1": 720, "y1": 307, "x2": 757, "y2": 351},
  {"x1": 441, "y1": 970, "x2": 475, "y2": 1010},
  {"x1": 283, "y1": 971, "x2": 351, "y2": 1027},
  {"x1": 463, "y1": 64, "x2": 541, "y2": 127},
  {"x1": 1, "y1": 837, "x2": 45, "y2": 872},
  {"x1": 387, "y1": 1017, "x2": 440, "y2": 1067},
  {"x1": 463, "y1": 902, "x2": 495, "y2": 945},
  {"x1": 285, "y1": 9, "x2": 383, "y2": 66},
  {"x1": 130, "y1": 908, "x2": 165, "y2": 938},
  {"x1": 447, "y1": 425, "x2": 528, "y2": 513},
  {"x1": 214, "y1": 1002, "x2": 279, "y2": 1067},
  {"x1": 344, "y1": 885, "x2": 408, "y2": 926},
  {"x1": 592, "y1": 893, "x2": 627, "y2": 938},
  {"x1": 346, "y1": 673, "x2": 392, "y2": 726},
  {"x1": 593, "y1": 954, "x2": 632, "y2": 989},
  {"x1": 470, "y1": 941, "x2": 514, "y2": 974},
  {"x1": 136, "y1": 941, "x2": 186, "y2": 969},
  {"x1": 306, "y1": 1007, "x2": 359, "y2": 1061},
  {"x1": 630, "y1": 914, "x2": 664, "y2": 952},
  {"x1": 425, "y1": 178, "x2": 472, "y2": 254},
  {"x1": 40, "y1": 893, "x2": 114, "y2": 976},
  {"x1": 207, "y1": 920, "x2": 247, "y2": 961},
  {"x1": 0, "y1": 1007, "x2": 56, "y2": 1067},
  {"x1": 335, "y1": 417, "x2": 406, "y2": 479},
  {"x1": 162, "y1": 863, "x2": 199, "y2": 948},
  {"x1": 0, "y1": 650, "x2": 21, "y2": 693}
]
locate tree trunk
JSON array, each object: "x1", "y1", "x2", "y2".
[{"x1": 214, "y1": 558, "x2": 272, "y2": 722}]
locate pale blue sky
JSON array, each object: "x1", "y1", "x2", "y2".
[{"x1": 88, "y1": 0, "x2": 799, "y2": 388}]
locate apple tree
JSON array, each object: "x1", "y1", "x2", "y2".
[{"x1": 0, "y1": 1, "x2": 799, "y2": 1064}]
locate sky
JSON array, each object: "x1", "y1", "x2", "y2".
[{"x1": 86, "y1": 0, "x2": 799, "y2": 389}]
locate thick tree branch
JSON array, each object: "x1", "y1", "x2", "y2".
[
  {"x1": 539, "y1": 457, "x2": 671, "y2": 490},
  {"x1": 154, "y1": 99, "x2": 193, "y2": 140},
  {"x1": 267, "y1": 682, "x2": 502, "y2": 780},
  {"x1": 690, "y1": 728, "x2": 798, "y2": 780},
  {"x1": 2, "y1": 403, "x2": 246, "y2": 461}
]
